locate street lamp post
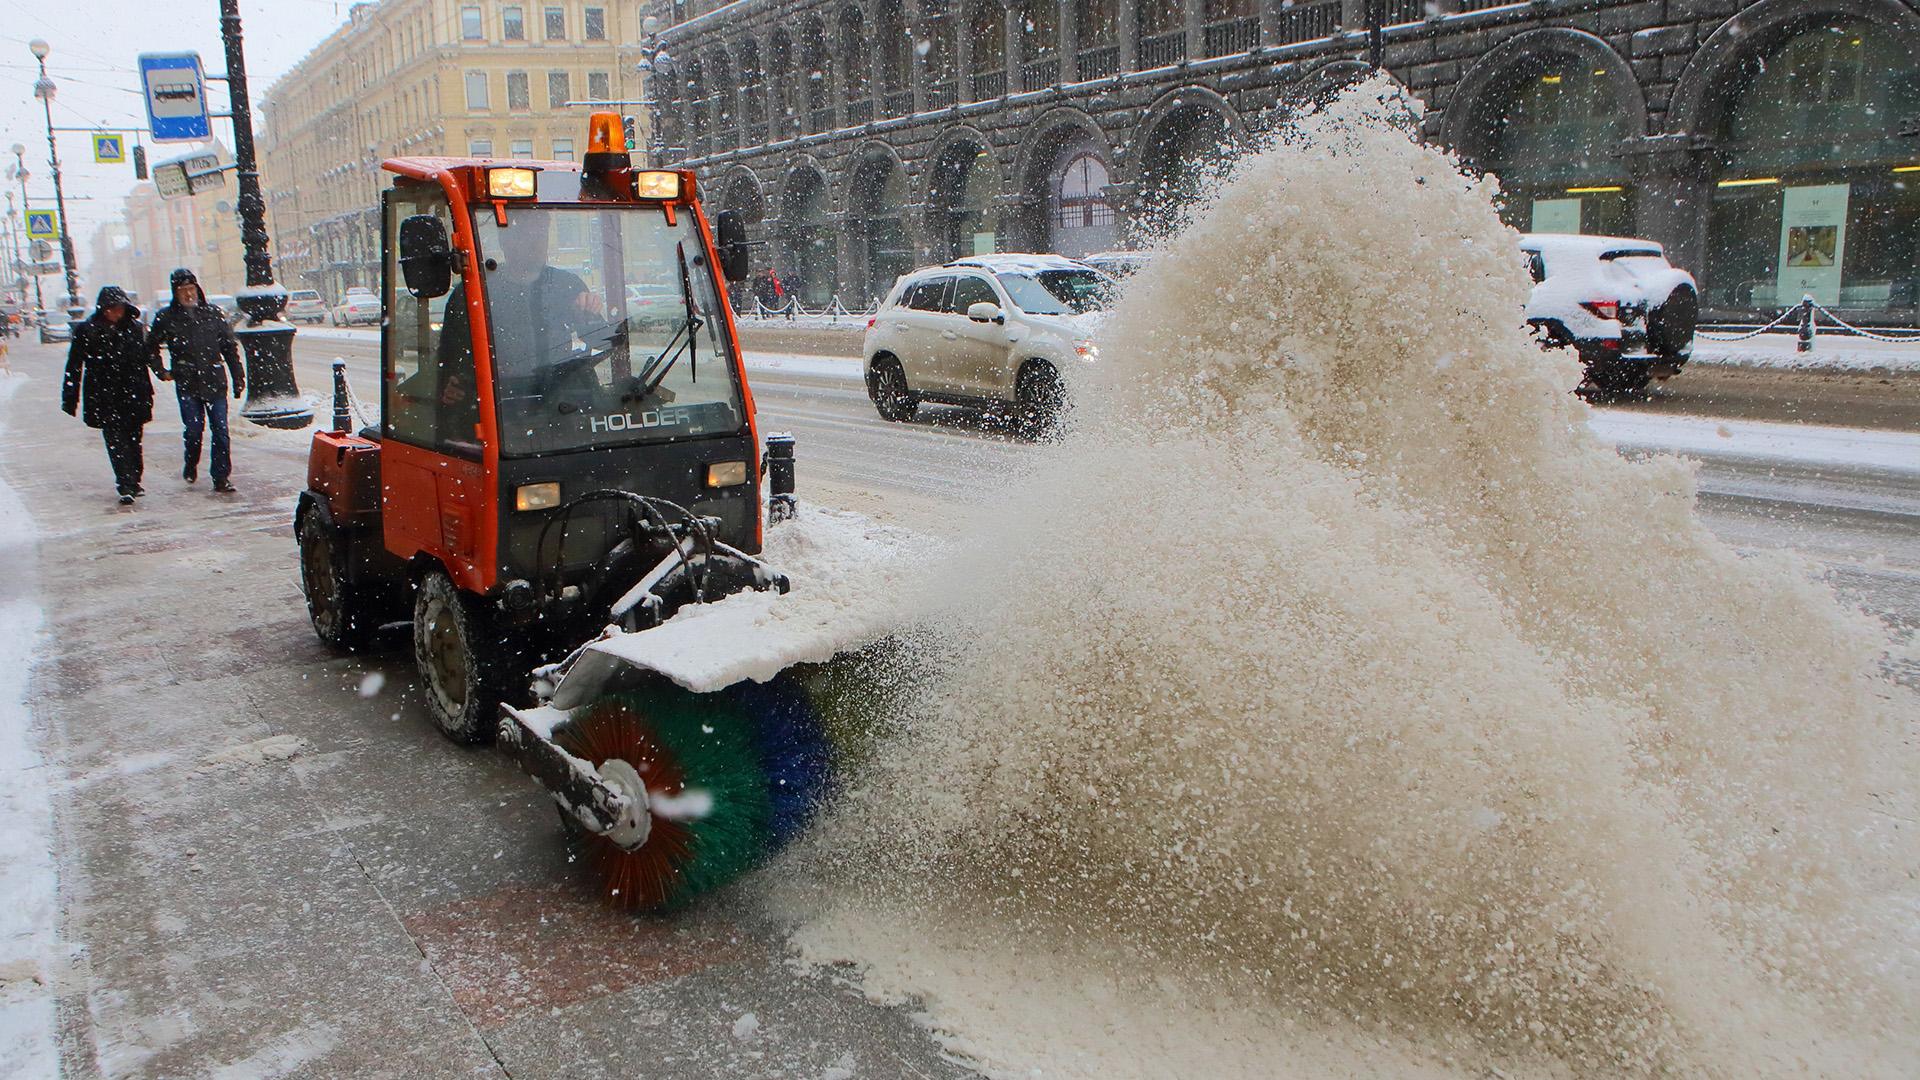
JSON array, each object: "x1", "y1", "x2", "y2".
[
  {"x1": 218, "y1": 0, "x2": 311, "y2": 428},
  {"x1": 10, "y1": 145, "x2": 43, "y2": 317},
  {"x1": 28, "y1": 40, "x2": 83, "y2": 327}
]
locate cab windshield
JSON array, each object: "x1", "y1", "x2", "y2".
[
  {"x1": 994, "y1": 269, "x2": 1115, "y2": 315},
  {"x1": 464, "y1": 205, "x2": 743, "y2": 456}
]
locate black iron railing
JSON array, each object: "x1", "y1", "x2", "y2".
[
  {"x1": 1276, "y1": 1, "x2": 1339, "y2": 42},
  {"x1": 970, "y1": 68, "x2": 1007, "y2": 99},
  {"x1": 926, "y1": 79, "x2": 957, "y2": 109},
  {"x1": 1138, "y1": 30, "x2": 1187, "y2": 67},
  {"x1": 1021, "y1": 57, "x2": 1060, "y2": 91},
  {"x1": 882, "y1": 88, "x2": 913, "y2": 116},
  {"x1": 1078, "y1": 44, "x2": 1120, "y2": 79},
  {"x1": 1202, "y1": 17, "x2": 1259, "y2": 56},
  {"x1": 845, "y1": 98, "x2": 873, "y2": 125}
]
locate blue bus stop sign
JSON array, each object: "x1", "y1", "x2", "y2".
[{"x1": 138, "y1": 53, "x2": 212, "y2": 143}]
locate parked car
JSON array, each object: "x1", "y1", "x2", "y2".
[
  {"x1": 862, "y1": 253, "x2": 1116, "y2": 435},
  {"x1": 204, "y1": 293, "x2": 244, "y2": 325},
  {"x1": 331, "y1": 288, "x2": 381, "y2": 326},
  {"x1": 1520, "y1": 233, "x2": 1697, "y2": 398},
  {"x1": 1082, "y1": 251, "x2": 1154, "y2": 279},
  {"x1": 37, "y1": 309, "x2": 72, "y2": 343},
  {"x1": 285, "y1": 289, "x2": 328, "y2": 324}
]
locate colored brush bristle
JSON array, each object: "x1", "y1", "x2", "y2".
[
  {"x1": 557, "y1": 685, "x2": 775, "y2": 910},
  {"x1": 726, "y1": 674, "x2": 835, "y2": 848}
]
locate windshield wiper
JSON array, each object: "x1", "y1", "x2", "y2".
[{"x1": 629, "y1": 241, "x2": 703, "y2": 401}]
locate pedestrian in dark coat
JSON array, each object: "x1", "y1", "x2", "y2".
[
  {"x1": 146, "y1": 267, "x2": 243, "y2": 493},
  {"x1": 62, "y1": 285, "x2": 158, "y2": 504}
]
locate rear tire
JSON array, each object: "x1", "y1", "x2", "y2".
[
  {"x1": 412, "y1": 569, "x2": 502, "y2": 745},
  {"x1": 1015, "y1": 362, "x2": 1067, "y2": 440},
  {"x1": 1647, "y1": 287, "x2": 1697, "y2": 360},
  {"x1": 298, "y1": 506, "x2": 369, "y2": 651},
  {"x1": 868, "y1": 358, "x2": 918, "y2": 422},
  {"x1": 1580, "y1": 361, "x2": 1652, "y2": 402}
]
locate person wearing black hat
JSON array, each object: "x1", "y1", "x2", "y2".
[
  {"x1": 146, "y1": 267, "x2": 243, "y2": 493},
  {"x1": 62, "y1": 285, "x2": 160, "y2": 505}
]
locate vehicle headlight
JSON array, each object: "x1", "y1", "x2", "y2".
[
  {"x1": 1074, "y1": 339, "x2": 1098, "y2": 358},
  {"x1": 705, "y1": 461, "x2": 749, "y2": 488},
  {"x1": 514, "y1": 482, "x2": 561, "y2": 511}
]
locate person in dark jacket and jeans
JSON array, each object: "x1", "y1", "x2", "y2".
[
  {"x1": 147, "y1": 267, "x2": 243, "y2": 493},
  {"x1": 63, "y1": 286, "x2": 158, "y2": 505}
]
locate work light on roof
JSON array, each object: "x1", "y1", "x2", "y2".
[
  {"x1": 487, "y1": 167, "x2": 537, "y2": 199},
  {"x1": 632, "y1": 171, "x2": 682, "y2": 200}
]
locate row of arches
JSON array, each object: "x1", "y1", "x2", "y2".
[
  {"x1": 668, "y1": 0, "x2": 1269, "y2": 155},
  {"x1": 1448, "y1": 0, "x2": 1920, "y2": 315},
  {"x1": 693, "y1": 0, "x2": 1920, "y2": 319},
  {"x1": 707, "y1": 83, "x2": 1256, "y2": 305}
]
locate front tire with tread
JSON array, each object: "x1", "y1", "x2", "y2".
[
  {"x1": 299, "y1": 505, "x2": 369, "y2": 651},
  {"x1": 413, "y1": 570, "x2": 502, "y2": 745},
  {"x1": 1015, "y1": 362, "x2": 1067, "y2": 440}
]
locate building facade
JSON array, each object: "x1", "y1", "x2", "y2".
[
  {"x1": 260, "y1": 0, "x2": 649, "y2": 302},
  {"x1": 114, "y1": 146, "x2": 248, "y2": 306},
  {"x1": 653, "y1": 0, "x2": 1920, "y2": 322}
]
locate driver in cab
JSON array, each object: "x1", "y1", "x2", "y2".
[{"x1": 434, "y1": 217, "x2": 606, "y2": 404}]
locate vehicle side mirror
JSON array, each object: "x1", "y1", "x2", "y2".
[
  {"x1": 715, "y1": 210, "x2": 752, "y2": 285},
  {"x1": 397, "y1": 214, "x2": 453, "y2": 299},
  {"x1": 966, "y1": 301, "x2": 1004, "y2": 325}
]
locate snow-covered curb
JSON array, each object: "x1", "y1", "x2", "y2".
[
  {"x1": 1691, "y1": 333, "x2": 1920, "y2": 373},
  {"x1": 0, "y1": 372, "x2": 56, "y2": 1074},
  {"x1": 1588, "y1": 411, "x2": 1920, "y2": 476}
]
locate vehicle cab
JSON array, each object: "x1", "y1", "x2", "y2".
[{"x1": 297, "y1": 113, "x2": 763, "y2": 717}]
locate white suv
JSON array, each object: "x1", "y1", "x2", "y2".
[
  {"x1": 862, "y1": 254, "x2": 1114, "y2": 434},
  {"x1": 1519, "y1": 234, "x2": 1697, "y2": 398}
]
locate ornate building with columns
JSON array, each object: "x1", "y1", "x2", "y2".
[{"x1": 652, "y1": 0, "x2": 1920, "y2": 322}]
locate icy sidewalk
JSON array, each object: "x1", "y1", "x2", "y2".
[
  {"x1": 0, "y1": 371, "x2": 55, "y2": 1075},
  {"x1": 1693, "y1": 332, "x2": 1920, "y2": 373}
]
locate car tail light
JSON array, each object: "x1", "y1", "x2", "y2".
[
  {"x1": 1580, "y1": 300, "x2": 1620, "y2": 321},
  {"x1": 867, "y1": 317, "x2": 876, "y2": 329}
]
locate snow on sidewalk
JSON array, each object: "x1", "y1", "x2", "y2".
[
  {"x1": 1587, "y1": 410, "x2": 1920, "y2": 476},
  {"x1": 1692, "y1": 332, "x2": 1920, "y2": 373},
  {"x1": 0, "y1": 371, "x2": 56, "y2": 1075}
]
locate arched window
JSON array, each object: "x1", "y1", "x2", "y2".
[
  {"x1": 878, "y1": 0, "x2": 911, "y2": 115},
  {"x1": 1052, "y1": 150, "x2": 1116, "y2": 256},
  {"x1": 1019, "y1": 0, "x2": 1060, "y2": 91},
  {"x1": 839, "y1": 8, "x2": 870, "y2": 113},
  {"x1": 1704, "y1": 20, "x2": 1920, "y2": 316},
  {"x1": 1138, "y1": 0, "x2": 1184, "y2": 66},
  {"x1": 800, "y1": 18, "x2": 833, "y2": 131},
  {"x1": 707, "y1": 51, "x2": 738, "y2": 142},
  {"x1": 1077, "y1": 0, "x2": 1120, "y2": 77},
  {"x1": 738, "y1": 41, "x2": 766, "y2": 138},
  {"x1": 924, "y1": 0, "x2": 958, "y2": 108},
  {"x1": 927, "y1": 144, "x2": 1000, "y2": 259},
  {"x1": 782, "y1": 170, "x2": 835, "y2": 307},
  {"x1": 1464, "y1": 58, "x2": 1631, "y2": 237},
  {"x1": 853, "y1": 159, "x2": 912, "y2": 300},
  {"x1": 969, "y1": 0, "x2": 1007, "y2": 100}
]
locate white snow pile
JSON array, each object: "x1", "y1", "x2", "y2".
[
  {"x1": 200, "y1": 734, "x2": 308, "y2": 770},
  {"x1": 777, "y1": 79, "x2": 1920, "y2": 1079},
  {"x1": 583, "y1": 506, "x2": 935, "y2": 693},
  {"x1": 1692, "y1": 332, "x2": 1920, "y2": 373},
  {"x1": 0, "y1": 372, "x2": 57, "y2": 1077}
]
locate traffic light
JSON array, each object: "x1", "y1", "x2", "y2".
[
  {"x1": 133, "y1": 144, "x2": 148, "y2": 180},
  {"x1": 622, "y1": 115, "x2": 636, "y2": 152}
]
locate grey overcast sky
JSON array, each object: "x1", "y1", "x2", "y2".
[{"x1": 0, "y1": 0, "x2": 353, "y2": 258}]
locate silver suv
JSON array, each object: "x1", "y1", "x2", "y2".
[{"x1": 861, "y1": 254, "x2": 1113, "y2": 434}]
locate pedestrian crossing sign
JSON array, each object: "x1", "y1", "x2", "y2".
[
  {"x1": 92, "y1": 133, "x2": 126, "y2": 164},
  {"x1": 25, "y1": 209, "x2": 58, "y2": 240}
]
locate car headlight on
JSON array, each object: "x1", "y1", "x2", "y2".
[
  {"x1": 705, "y1": 460, "x2": 749, "y2": 488},
  {"x1": 514, "y1": 482, "x2": 561, "y2": 511},
  {"x1": 1074, "y1": 339, "x2": 1099, "y2": 358}
]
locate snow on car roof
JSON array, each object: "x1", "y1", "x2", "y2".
[
  {"x1": 948, "y1": 253, "x2": 1096, "y2": 274},
  {"x1": 1518, "y1": 233, "x2": 1665, "y2": 258}
]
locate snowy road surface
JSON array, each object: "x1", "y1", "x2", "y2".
[{"x1": 0, "y1": 333, "x2": 1914, "y2": 1076}]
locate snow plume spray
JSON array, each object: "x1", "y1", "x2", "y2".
[{"x1": 777, "y1": 79, "x2": 1919, "y2": 1077}]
